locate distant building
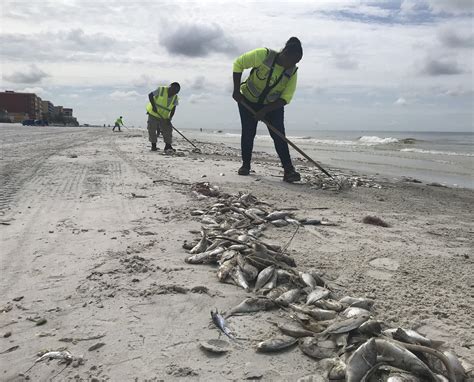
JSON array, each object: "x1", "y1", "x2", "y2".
[
  {"x1": 0, "y1": 91, "x2": 43, "y2": 122},
  {"x1": 54, "y1": 105, "x2": 63, "y2": 116},
  {"x1": 63, "y1": 108, "x2": 73, "y2": 117},
  {"x1": 42, "y1": 100, "x2": 54, "y2": 115}
]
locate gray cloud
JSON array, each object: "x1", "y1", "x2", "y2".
[
  {"x1": 332, "y1": 52, "x2": 359, "y2": 70},
  {"x1": 160, "y1": 22, "x2": 239, "y2": 57},
  {"x1": 4, "y1": 64, "x2": 49, "y2": 84},
  {"x1": 421, "y1": 56, "x2": 464, "y2": 76},
  {"x1": 438, "y1": 29, "x2": 474, "y2": 48}
]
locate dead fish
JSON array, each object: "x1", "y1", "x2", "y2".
[
  {"x1": 383, "y1": 328, "x2": 444, "y2": 348},
  {"x1": 230, "y1": 266, "x2": 250, "y2": 292},
  {"x1": 310, "y1": 271, "x2": 327, "y2": 287},
  {"x1": 185, "y1": 247, "x2": 224, "y2": 264},
  {"x1": 226, "y1": 297, "x2": 276, "y2": 317},
  {"x1": 319, "y1": 357, "x2": 346, "y2": 380},
  {"x1": 271, "y1": 219, "x2": 289, "y2": 227},
  {"x1": 237, "y1": 234, "x2": 250, "y2": 242},
  {"x1": 306, "y1": 286, "x2": 330, "y2": 305},
  {"x1": 256, "y1": 336, "x2": 298, "y2": 353},
  {"x1": 266, "y1": 285, "x2": 291, "y2": 300},
  {"x1": 254, "y1": 266, "x2": 275, "y2": 291},
  {"x1": 375, "y1": 338, "x2": 436, "y2": 379},
  {"x1": 236, "y1": 254, "x2": 258, "y2": 281},
  {"x1": 358, "y1": 320, "x2": 382, "y2": 336},
  {"x1": 299, "y1": 337, "x2": 336, "y2": 359},
  {"x1": 189, "y1": 230, "x2": 208, "y2": 254},
  {"x1": 223, "y1": 229, "x2": 241, "y2": 237},
  {"x1": 201, "y1": 216, "x2": 218, "y2": 225},
  {"x1": 444, "y1": 351, "x2": 467, "y2": 382},
  {"x1": 346, "y1": 338, "x2": 377, "y2": 382},
  {"x1": 200, "y1": 339, "x2": 231, "y2": 354},
  {"x1": 276, "y1": 269, "x2": 296, "y2": 283},
  {"x1": 275, "y1": 289, "x2": 301, "y2": 306},
  {"x1": 211, "y1": 309, "x2": 234, "y2": 340},
  {"x1": 386, "y1": 374, "x2": 422, "y2": 382},
  {"x1": 313, "y1": 299, "x2": 344, "y2": 312},
  {"x1": 260, "y1": 271, "x2": 278, "y2": 292},
  {"x1": 339, "y1": 296, "x2": 374, "y2": 310},
  {"x1": 217, "y1": 258, "x2": 237, "y2": 282},
  {"x1": 277, "y1": 322, "x2": 315, "y2": 338},
  {"x1": 35, "y1": 350, "x2": 74, "y2": 364},
  {"x1": 190, "y1": 210, "x2": 205, "y2": 216},
  {"x1": 341, "y1": 307, "x2": 371, "y2": 319},
  {"x1": 289, "y1": 304, "x2": 337, "y2": 321},
  {"x1": 266, "y1": 211, "x2": 293, "y2": 221},
  {"x1": 324, "y1": 314, "x2": 370, "y2": 334},
  {"x1": 228, "y1": 244, "x2": 247, "y2": 251},
  {"x1": 246, "y1": 208, "x2": 266, "y2": 216},
  {"x1": 299, "y1": 272, "x2": 317, "y2": 289}
]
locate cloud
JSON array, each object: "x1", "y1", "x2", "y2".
[
  {"x1": 426, "y1": 0, "x2": 474, "y2": 15},
  {"x1": 188, "y1": 75, "x2": 207, "y2": 91},
  {"x1": 332, "y1": 52, "x2": 359, "y2": 70},
  {"x1": 394, "y1": 97, "x2": 408, "y2": 105},
  {"x1": 160, "y1": 22, "x2": 239, "y2": 57},
  {"x1": 438, "y1": 29, "x2": 474, "y2": 48},
  {"x1": 17, "y1": 87, "x2": 50, "y2": 97},
  {"x1": 110, "y1": 90, "x2": 142, "y2": 100},
  {"x1": 4, "y1": 64, "x2": 49, "y2": 84},
  {"x1": 420, "y1": 56, "x2": 464, "y2": 75},
  {"x1": 188, "y1": 93, "x2": 210, "y2": 104}
]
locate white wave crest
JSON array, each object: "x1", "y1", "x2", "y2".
[
  {"x1": 400, "y1": 148, "x2": 474, "y2": 157},
  {"x1": 358, "y1": 136, "x2": 399, "y2": 144}
]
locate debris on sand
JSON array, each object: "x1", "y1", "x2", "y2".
[
  {"x1": 362, "y1": 215, "x2": 390, "y2": 227},
  {"x1": 182, "y1": 185, "x2": 469, "y2": 381}
]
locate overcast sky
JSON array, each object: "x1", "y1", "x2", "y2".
[{"x1": 1, "y1": 0, "x2": 473, "y2": 132}]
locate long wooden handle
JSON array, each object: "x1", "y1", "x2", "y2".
[{"x1": 239, "y1": 101, "x2": 333, "y2": 178}]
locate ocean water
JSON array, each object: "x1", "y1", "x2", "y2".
[{"x1": 184, "y1": 129, "x2": 474, "y2": 189}]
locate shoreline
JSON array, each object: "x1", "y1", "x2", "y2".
[{"x1": 1, "y1": 126, "x2": 473, "y2": 380}]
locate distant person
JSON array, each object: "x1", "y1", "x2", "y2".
[
  {"x1": 232, "y1": 37, "x2": 303, "y2": 183},
  {"x1": 113, "y1": 116, "x2": 124, "y2": 132},
  {"x1": 146, "y1": 82, "x2": 180, "y2": 153}
]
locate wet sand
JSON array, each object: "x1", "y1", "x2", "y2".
[{"x1": 1, "y1": 125, "x2": 473, "y2": 380}]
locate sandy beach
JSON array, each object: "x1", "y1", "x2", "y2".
[{"x1": 1, "y1": 124, "x2": 473, "y2": 381}]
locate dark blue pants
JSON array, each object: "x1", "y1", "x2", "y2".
[{"x1": 238, "y1": 101, "x2": 293, "y2": 169}]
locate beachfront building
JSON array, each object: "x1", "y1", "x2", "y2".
[
  {"x1": 63, "y1": 108, "x2": 73, "y2": 117},
  {"x1": 0, "y1": 90, "x2": 43, "y2": 122},
  {"x1": 42, "y1": 100, "x2": 54, "y2": 118}
]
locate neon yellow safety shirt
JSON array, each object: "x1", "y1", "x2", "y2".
[{"x1": 233, "y1": 48, "x2": 298, "y2": 104}]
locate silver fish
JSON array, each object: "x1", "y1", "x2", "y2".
[
  {"x1": 256, "y1": 336, "x2": 297, "y2": 352},
  {"x1": 275, "y1": 289, "x2": 301, "y2": 306},
  {"x1": 223, "y1": 229, "x2": 241, "y2": 237},
  {"x1": 341, "y1": 307, "x2": 371, "y2": 319},
  {"x1": 266, "y1": 285, "x2": 291, "y2": 300},
  {"x1": 217, "y1": 258, "x2": 237, "y2": 282},
  {"x1": 346, "y1": 338, "x2": 377, "y2": 382},
  {"x1": 289, "y1": 304, "x2": 337, "y2": 321},
  {"x1": 254, "y1": 266, "x2": 275, "y2": 291},
  {"x1": 375, "y1": 339, "x2": 436, "y2": 379},
  {"x1": 324, "y1": 314, "x2": 370, "y2": 334},
  {"x1": 185, "y1": 247, "x2": 224, "y2": 264},
  {"x1": 228, "y1": 244, "x2": 247, "y2": 251},
  {"x1": 260, "y1": 271, "x2": 278, "y2": 292},
  {"x1": 386, "y1": 374, "x2": 422, "y2": 382},
  {"x1": 299, "y1": 272, "x2": 317, "y2": 289},
  {"x1": 189, "y1": 230, "x2": 208, "y2": 254},
  {"x1": 226, "y1": 297, "x2": 276, "y2": 317},
  {"x1": 444, "y1": 351, "x2": 466, "y2": 382},
  {"x1": 35, "y1": 350, "x2": 74, "y2": 364},
  {"x1": 271, "y1": 219, "x2": 289, "y2": 227},
  {"x1": 266, "y1": 211, "x2": 293, "y2": 221},
  {"x1": 230, "y1": 266, "x2": 250, "y2": 292},
  {"x1": 190, "y1": 210, "x2": 205, "y2": 216},
  {"x1": 211, "y1": 309, "x2": 234, "y2": 340},
  {"x1": 246, "y1": 208, "x2": 266, "y2": 216},
  {"x1": 383, "y1": 328, "x2": 444, "y2": 348},
  {"x1": 201, "y1": 216, "x2": 218, "y2": 225},
  {"x1": 277, "y1": 322, "x2": 315, "y2": 338},
  {"x1": 358, "y1": 320, "x2": 382, "y2": 336},
  {"x1": 306, "y1": 286, "x2": 330, "y2": 305},
  {"x1": 313, "y1": 299, "x2": 344, "y2": 312},
  {"x1": 339, "y1": 296, "x2": 374, "y2": 310},
  {"x1": 236, "y1": 254, "x2": 258, "y2": 281},
  {"x1": 299, "y1": 337, "x2": 337, "y2": 359},
  {"x1": 320, "y1": 357, "x2": 346, "y2": 380}
]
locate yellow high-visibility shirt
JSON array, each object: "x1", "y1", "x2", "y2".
[{"x1": 233, "y1": 48, "x2": 298, "y2": 104}]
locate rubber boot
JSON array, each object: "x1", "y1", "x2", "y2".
[
  {"x1": 283, "y1": 166, "x2": 301, "y2": 183},
  {"x1": 238, "y1": 162, "x2": 251, "y2": 176},
  {"x1": 151, "y1": 143, "x2": 157, "y2": 151}
]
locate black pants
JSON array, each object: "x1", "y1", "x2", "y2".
[{"x1": 238, "y1": 101, "x2": 293, "y2": 169}]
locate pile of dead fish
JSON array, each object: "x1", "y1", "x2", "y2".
[
  {"x1": 183, "y1": 188, "x2": 470, "y2": 382},
  {"x1": 299, "y1": 167, "x2": 383, "y2": 191}
]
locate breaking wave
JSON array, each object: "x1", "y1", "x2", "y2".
[
  {"x1": 400, "y1": 148, "x2": 474, "y2": 157},
  {"x1": 358, "y1": 136, "x2": 399, "y2": 144}
]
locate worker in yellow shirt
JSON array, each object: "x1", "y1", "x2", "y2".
[
  {"x1": 112, "y1": 116, "x2": 124, "y2": 132},
  {"x1": 232, "y1": 37, "x2": 302, "y2": 183},
  {"x1": 146, "y1": 82, "x2": 180, "y2": 153}
]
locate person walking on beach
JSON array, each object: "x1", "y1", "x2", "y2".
[
  {"x1": 146, "y1": 82, "x2": 180, "y2": 153},
  {"x1": 112, "y1": 116, "x2": 124, "y2": 132},
  {"x1": 232, "y1": 37, "x2": 303, "y2": 183}
]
